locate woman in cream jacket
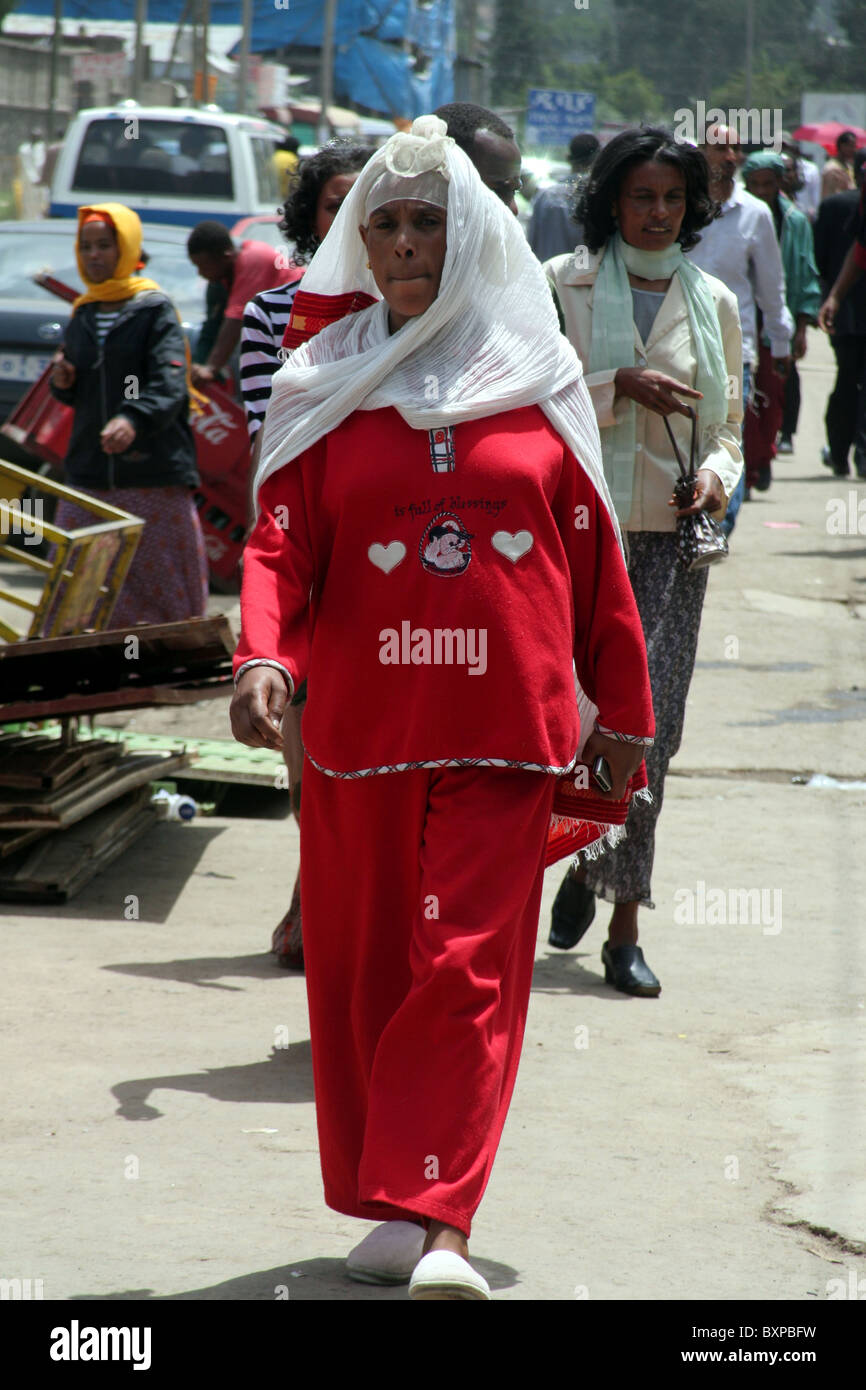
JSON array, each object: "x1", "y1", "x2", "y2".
[{"x1": 545, "y1": 126, "x2": 743, "y2": 998}]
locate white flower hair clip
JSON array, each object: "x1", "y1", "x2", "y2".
[{"x1": 382, "y1": 113, "x2": 454, "y2": 179}]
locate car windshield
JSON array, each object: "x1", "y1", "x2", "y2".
[
  {"x1": 0, "y1": 227, "x2": 206, "y2": 325},
  {"x1": 71, "y1": 118, "x2": 234, "y2": 199},
  {"x1": 250, "y1": 136, "x2": 281, "y2": 206}
]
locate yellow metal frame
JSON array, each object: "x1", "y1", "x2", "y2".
[{"x1": 0, "y1": 460, "x2": 144, "y2": 642}]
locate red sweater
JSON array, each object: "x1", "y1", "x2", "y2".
[{"x1": 235, "y1": 404, "x2": 654, "y2": 775}]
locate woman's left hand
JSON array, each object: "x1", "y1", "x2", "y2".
[
  {"x1": 100, "y1": 416, "x2": 137, "y2": 454},
  {"x1": 670, "y1": 467, "x2": 725, "y2": 518},
  {"x1": 581, "y1": 730, "x2": 645, "y2": 802}
]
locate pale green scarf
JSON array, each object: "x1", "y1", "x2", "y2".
[{"x1": 589, "y1": 231, "x2": 729, "y2": 523}]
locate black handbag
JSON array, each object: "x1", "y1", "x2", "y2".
[{"x1": 663, "y1": 408, "x2": 729, "y2": 572}]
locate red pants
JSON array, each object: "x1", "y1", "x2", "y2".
[
  {"x1": 299, "y1": 758, "x2": 556, "y2": 1237},
  {"x1": 743, "y1": 342, "x2": 786, "y2": 483}
]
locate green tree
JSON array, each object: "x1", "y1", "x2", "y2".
[{"x1": 490, "y1": 0, "x2": 838, "y2": 123}]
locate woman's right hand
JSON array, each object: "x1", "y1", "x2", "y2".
[
  {"x1": 230, "y1": 668, "x2": 289, "y2": 750},
  {"x1": 614, "y1": 366, "x2": 702, "y2": 416},
  {"x1": 51, "y1": 353, "x2": 76, "y2": 390}
]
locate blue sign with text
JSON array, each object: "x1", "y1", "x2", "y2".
[{"x1": 526, "y1": 89, "x2": 596, "y2": 149}]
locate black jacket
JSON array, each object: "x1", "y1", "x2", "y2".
[
  {"x1": 813, "y1": 191, "x2": 866, "y2": 338},
  {"x1": 50, "y1": 291, "x2": 199, "y2": 489}
]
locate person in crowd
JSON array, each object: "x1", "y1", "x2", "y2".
[
  {"x1": 818, "y1": 152, "x2": 866, "y2": 335},
  {"x1": 248, "y1": 109, "x2": 527, "y2": 971},
  {"x1": 528, "y1": 133, "x2": 600, "y2": 262},
  {"x1": 17, "y1": 127, "x2": 46, "y2": 219},
  {"x1": 545, "y1": 126, "x2": 742, "y2": 996},
  {"x1": 187, "y1": 222, "x2": 287, "y2": 387},
  {"x1": 433, "y1": 101, "x2": 524, "y2": 213},
  {"x1": 49, "y1": 204, "x2": 208, "y2": 626},
  {"x1": 239, "y1": 140, "x2": 373, "y2": 971},
  {"x1": 688, "y1": 124, "x2": 792, "y2": 527},
  {"x1": 821, "y1": 131, "x2": 858, "y2": 201},
  {"x1": 781, "y1": 133, "x2": 820, "y2": 223},
  {"x1": 170, "y1": 126, "x2": 212, "y2": 177},
  {"x1": 230, "y1": 115, "x2": 653, "y2": 1298},
  {"x1": 272, "y1": 133, "x2": 301, "y2": 202},
  {"x1": 814, "y1": 148, "x2": 866, "y2": 479},
  {"x1": 241, "y1": 143, "x2": 372, "y2": 445},
  {"x1": 740, "y1": 151, "x2": 821, "y2": 480},
  {"x1": 779, "y1": 151, "x2": 811, "y2": 454},
  {"x1": 40, "y1": 124, "x2": 67, "y2": 193},
  {"x1": 780, "y1": 152, "x2": 803, "y2": 204}
]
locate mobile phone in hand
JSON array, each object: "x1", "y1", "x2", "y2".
[{"x1": 591, "y1": 755, "x2": 613, "y2": 794}]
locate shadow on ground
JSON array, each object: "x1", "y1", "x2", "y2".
[
  {"x1": 531, "y1": 950, "x2": 640, "y2": 1001},
  {"x1": 103, "y1": 950, "x2": 298, "y2": 991},
  {"x1": 111, "y1": 1042, "x2": 314, "y2": 1120},
  {"x1": 71, "y1": 1253, "x2": 520, "y2": 1301}
]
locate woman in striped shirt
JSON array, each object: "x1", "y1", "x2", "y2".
[
  {"x1": 239, "y1": 142, "x2": 373, "y2": 971},
  {"x1": 240, "y1": 143, "x2": 373, "y2": 442}
]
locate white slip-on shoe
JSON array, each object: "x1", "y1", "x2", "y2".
[
  {"x1": 346, "y1": 1221, "x2": 426, "y2": 1285},
  {"x1": 408, "y1": 1250, "x2": 491, "y2": 1301}
]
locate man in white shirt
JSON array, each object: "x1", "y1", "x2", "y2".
[{"x1": 688, "y1": 125, "x2": 794, "y2": 533}]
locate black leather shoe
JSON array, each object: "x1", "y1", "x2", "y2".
[
  {"x1": 601, "y1": 942, "x2": 661, "y2": 996},
  {"x1": 549, "y1": 871, "x2": 595, "y2": 949}
]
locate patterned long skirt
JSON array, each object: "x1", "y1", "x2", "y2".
[
  {"x1": 583, "y1": 530, "x2": 708, "y2": 908},
  {"x1": 54, "y1": 485, "x2": 209, "y2": 628}
]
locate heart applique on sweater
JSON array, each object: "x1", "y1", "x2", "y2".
[
  {"x1": 368, "y1": 541, "x2": 407, "y2": 574},
  {"x1": 491, "y1": 530, "x2": 533, "y2": 563}
]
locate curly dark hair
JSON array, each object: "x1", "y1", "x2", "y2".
[
  {"x1": 577, "y1": 126, "x2": 719, "y2": 253},
  {"x1": 278, "y1": 141, "x2": 373, "y2": 263}
]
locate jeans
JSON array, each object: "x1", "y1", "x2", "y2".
[{"x1": 720, "y1": 361, "x2": 751, "y2": 539}]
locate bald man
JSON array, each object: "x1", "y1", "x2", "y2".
[{"x1": 434, "y1": 102, "x2": 523, "y2": 215}]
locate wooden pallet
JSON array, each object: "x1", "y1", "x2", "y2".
[
  {"x1": 0, "y1": 749, "x2": 189, "y2": 829},
  {"x1": 0, "y1": 734, "x2": 122, "y2": 790},
  {"x1": 0, "y1": 786, "x2": 159, "y2": 902},
  {"x1": 0, "y1": 615, "x2": 235, "y2": 721}
]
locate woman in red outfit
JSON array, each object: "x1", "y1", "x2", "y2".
[{"x1": 230, "y1": 116, "x2": 654, "y2": 1300}]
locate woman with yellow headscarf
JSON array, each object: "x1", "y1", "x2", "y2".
[{"x1": 50, "y1": 202, "x2": 209, "y2": 626}]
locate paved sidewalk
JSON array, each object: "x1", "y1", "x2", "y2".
[{"x1": 1, "y1": 330, "x2": 864, "y2": 1302}]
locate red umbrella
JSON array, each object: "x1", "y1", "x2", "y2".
[{"x1": 792, "y1": 121, "x2": 866, "y2": 154}]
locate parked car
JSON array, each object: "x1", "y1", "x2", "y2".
[
  {"x1": 49, "y1": 105, "x2": 286, "y2": 229},
  {"x1": 0, "y1": 219, "x2": 207, "y2": 421}
]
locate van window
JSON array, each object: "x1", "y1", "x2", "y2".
[
  {"x1": 71, "y1": 119, "x2": 234, "y2": 200},
  {"x1": 250, "y1": 135, "x2": 281, "y2": 208}
]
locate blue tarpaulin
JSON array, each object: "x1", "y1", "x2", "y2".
[{"x1": 11, "y1": 1, "x2": 455, "y2": 117}]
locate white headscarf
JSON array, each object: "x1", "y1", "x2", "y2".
[{"x1": 257, "y1": 116, "x2": 615, "y2": 538}]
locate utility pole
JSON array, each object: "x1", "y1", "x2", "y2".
[
  {"x1": 48, "y1": 0, "x2": 63, "y2": 130},
  {"x1": 237, "y1": 0, "x2": 252, "y2": 114},
  {"x1": 745, "y1": 0, "x2": 754, "y2": 109},
  {"x1": 163, "y1": 0, "x2": 191, "y2": 83},
  {"x1": 319, "y1": 0, "x2": 338, "y2": 143},
  {"x1": 132, "y1": 0, "x2": 147, "y2": 100},
  {"x1": 201, "y1": 0, "x2": 211, "y2": 105}
]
